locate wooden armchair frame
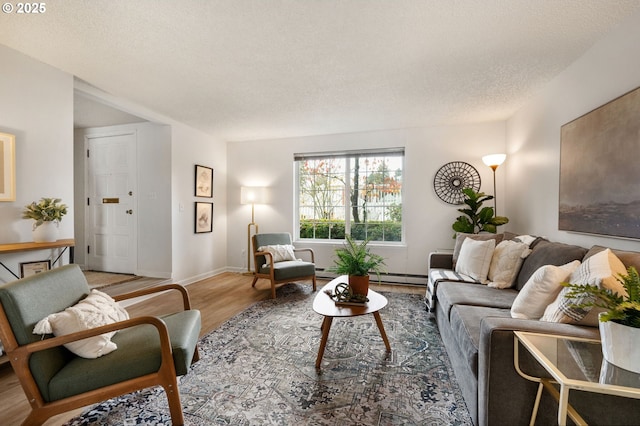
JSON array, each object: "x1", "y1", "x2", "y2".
[
  {"x1": 0, "y1": 282, "x2": 200, "y2": 426},
  {"x1": 250, "y1": 233, "x2": 317, "y2": 299}
]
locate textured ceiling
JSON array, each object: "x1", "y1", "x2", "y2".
[{"x1": 1, "y1": 1, "x2": 639, "y2": 141}]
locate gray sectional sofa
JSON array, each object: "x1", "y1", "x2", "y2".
[{"x1": 427, "y1": 234, "x2": 640, "y2": 426}]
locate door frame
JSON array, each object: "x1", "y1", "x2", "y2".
[{"x1": 84, "y1": 129, "x2": 138, "y2": 274}]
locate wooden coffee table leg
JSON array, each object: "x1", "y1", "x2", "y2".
[
  {"x1": 316, "y1": 316, "x2": 333, "y2": 368},
  {"x1": 373, "y1": 311, "x2": 391, "y2": 352}
]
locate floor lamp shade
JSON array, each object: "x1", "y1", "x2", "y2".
[
  {"x1": 241, "y1": 186, "x2": 267, "y2": 205},
  {"x1": 481, "y1": 154, "x2": 506, "y2": 214},
  {"x1": 241, "y1": 186, "x2": 267, "y2": 274},
  {"x1": 482, "y1": 154, "x2": 506, "y2": 170}
]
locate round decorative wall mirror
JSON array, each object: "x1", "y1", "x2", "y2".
[{"x1": 433, "y1": 161, "x2": 481, "y2": 205}]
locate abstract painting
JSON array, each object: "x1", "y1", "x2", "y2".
[{"x1": 559, "y1": 86, "x2": 640, "y2": 239}]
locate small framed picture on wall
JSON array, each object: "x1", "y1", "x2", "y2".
[
  {"x1": 20, "y1": 260, "x2": 51, "y2": 278},
  {"x1": 195, "y1": 202, "x2": 213, "y2": 233},
  {"x1": 195, "y1": 165, "x2": 213, "y2": 198}
]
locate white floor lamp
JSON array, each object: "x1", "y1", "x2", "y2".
[
  {"x1": 241, "y1": 186, "x2": 266, "y2": 274},
  {"x1": 482, "y1": 154, "x2": 506, "y2": 214}
]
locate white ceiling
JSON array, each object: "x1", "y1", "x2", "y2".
[{"x1": 1, "y1": 1, "x2": 639, "y2": 141}]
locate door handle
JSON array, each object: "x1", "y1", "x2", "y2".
[{"x1": 126, "y1": 209, "x2": 133, "y2": 215}]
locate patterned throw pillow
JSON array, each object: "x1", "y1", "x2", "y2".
[
  {"x1": 511, "y1": 260, "x2": 581, "y2": 319},
  {"x1": 541, "y1": 249, "x2": 627, "y2": 326}
]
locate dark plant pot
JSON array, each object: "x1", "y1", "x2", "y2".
[{"x1": 348, "y1": 275, "x2": 370, "y2": 296}]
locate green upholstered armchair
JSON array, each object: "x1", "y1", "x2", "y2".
[
  {"x1": 0, "y1": 264, "x2": 201, "y2": 425},
  {"x1": 251, "y1": 232, "x2": 317, "y2": 299}
]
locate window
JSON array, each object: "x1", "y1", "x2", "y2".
[{"x1": 295, "y1": 148, "x2": 404, "y2": 242}]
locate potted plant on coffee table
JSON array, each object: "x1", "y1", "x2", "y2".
[
  {"x1": 22, "y1": 197, "x2": 68, "y2": 243},
  {"x1": 563, "y1": 266, "x2": 640, "y2": 373},
  {"x1": 329, "y1": 236, "x2": 386, "y2": 298}
]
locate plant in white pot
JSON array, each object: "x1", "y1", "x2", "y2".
[
  {"x1": 564, "y1": 266, "x2": 640, "y2": 373},
  {"x1": 22, "y1": 197, "x2": 68, "y2": 243},
  {"x1": 329, "y1": 236, "x2": 386, "y2": 298}
]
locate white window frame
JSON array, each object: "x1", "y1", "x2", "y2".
[{"x1": 294, "y1": 147, "x2": 405, "y2": 243}]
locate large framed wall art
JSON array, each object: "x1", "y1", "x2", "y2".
[
  {"x1": 559, "y1": 86, "x2": 640, "y2": 239},
  {"x1": 0, "y1": 132, "x2": 16, "y2": 202}
]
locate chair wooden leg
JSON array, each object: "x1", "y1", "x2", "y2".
[
  {"x1": 164, "y1": 379, "x2": 185, "y2": 425},
  {"x1": 271, "y1": 282, "x2": 276, "y2": 299},
  {"x1": 312, "y1": 275, "x2": 317, "y2": 291},
  {"x1": 251, "y1": 276, "x2": 258, "y2": 287}
]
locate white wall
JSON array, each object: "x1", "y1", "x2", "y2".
[
  {"x1": 227, "y1": 123, "x2": 507, "y2": 281},
  {"x1": 171, "y1": 125, "x2": 228, "y2": 283},
  {"x1": 506, "y1": 9, "x2": 640, "y2": 253},
  {"x1": 0, "y1": 45, "x2": 74, "y2": 283}
]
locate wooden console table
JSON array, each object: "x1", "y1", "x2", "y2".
[{"x1": 0, "y1": 239, "x2": 75, "y2": 279}]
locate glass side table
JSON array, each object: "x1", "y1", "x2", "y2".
[{"x1": 514, "y1": 331, "x2": 640, "y2": 426}]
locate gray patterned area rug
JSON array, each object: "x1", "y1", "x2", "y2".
[{"x1": 66, "y1": 284, "x2": 472, "y2": 425}]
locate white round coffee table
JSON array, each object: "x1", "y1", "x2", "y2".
[{"x1": 313, "y1": 275, "x2": 391, "y2": 368}]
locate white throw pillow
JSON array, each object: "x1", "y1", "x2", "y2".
[
  {"x1": 487, "y1": 240, "x2": 532, "y2": 289},
  {"x1": 455, "y1": 238, "x2": 495, "y2": 283},
  {"x1": 511, "y1": 260, "x2": 581, "y2": 319},
  {"x1": 33, "y1": 289, "x2": 129, "y2": 359},
  {"x1": 452, "y1": 232, "x2": 503, "y2": 268},
  {"x1": 541, "y1": 249, "x2": 627, "y2": 326},
  {"x1": 258, "y1": 244, "x2": 296, "y2": 263}
]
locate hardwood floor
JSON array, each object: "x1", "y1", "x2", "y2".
[{"x1": 0, "y1": 273, "x2": 425, "y2": 425}]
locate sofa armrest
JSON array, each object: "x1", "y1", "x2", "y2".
[
  {"x1": 477, "y1": 317, "x2": 600, "y2": 426},
  {"x1": 429, "y1": 252, "x2": 453, "y2": 270}
]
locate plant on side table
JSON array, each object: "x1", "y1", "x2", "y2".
[
  {"x1": 329, "y1": 236, "x2": 386, "y2": 298},
  {"x1": 451, "y1": 187, "x2": 509, "y2": 237},
  {"x1": 564, "y1": 266, "x2": 640, "y2": 373},
  {"x1": 22, "y1": 197, "x2": 68, "y2": 243}
]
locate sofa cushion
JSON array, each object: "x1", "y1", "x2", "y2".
[
  {"x1": 259, "y1": 260, "x2": 315, "y2": 281},
  {"x1": 514, "y1": 240, "x2": 588, "y2": 291},
  {"x1": 487, "y1": 240, "x2": 531, "y2": 289},
  {"x1": 455, "y1": 238, "x2": 495, "y2": 283},
  {"x1": 541, "y1": 249, "x2": 627, "y2": 326},
  {"x1": 449, "y1": 305, "x2": 511, "y2": 377},
  {"x1": 437, "y1": 281, "x2": 518, "y2": 319},
  {"x1": 511, "y1": 260, "x2": 581, "y2": 320}
]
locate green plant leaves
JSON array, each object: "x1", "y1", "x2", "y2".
[
  {"x1": 451, "y1": 188, "x2": 509, "y2": 237},
  {"x1": 328, "y1": 236, "x2": 386, "y2": 279}
]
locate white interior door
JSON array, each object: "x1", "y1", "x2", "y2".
[{"x1": 86, "y1": 132, "x2": 137, "y2": 273}]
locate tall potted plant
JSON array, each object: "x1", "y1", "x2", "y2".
[
  {"x1": 329, "y1": 236, "x2": 386, "y2": 297},
  {"x1": 564, "y1": 266, "x2": 640, "y2": 373},
  {"x1": 22, "y1": 197, "x2": 68, "y2": 243},
  {"x1": 452, "y1": 188, "x2": 509, "y2": 236}
]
